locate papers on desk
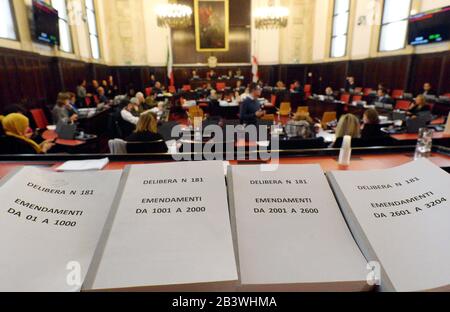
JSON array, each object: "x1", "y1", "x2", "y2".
[
  {"x1": 219, "y1": 100, "x2": 239, "y2": 107},
  {"x1": 317, "y1": 130, "x2": 336, "y2": 143},
  {"x1": 56, "y1": 158, "x2": 109, "y2": 172},
  {"x1": 0, "y1": 167, "x2": 122, "y2": 291}
]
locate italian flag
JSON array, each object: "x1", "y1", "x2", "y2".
[
  {"x1": 167, "y1": 33, "x2": 174, "y2": 87},
  {"x1": 252, "y1": 55, "x2": 259, "y2": 83}
]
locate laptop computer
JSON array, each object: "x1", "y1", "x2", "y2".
[{"x1": 56, "y1": 121, "x2": 77, "y2": 140}]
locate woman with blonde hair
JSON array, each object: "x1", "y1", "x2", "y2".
[
  {"x1": 0, "y1": 113, "x2": 54, "y2": 154},
  {"x1": 285, "y1": 112, "x2": 315, "y2": 139},
  {"x1": 125, "y1": 112, "x2": 167, "y2": 153},
  {"x1": 407, "y1": 95, "x2": 431, "y2": 117},
  {"x1": 332, "y1": 114, "x2": 361, "y2": 148}
]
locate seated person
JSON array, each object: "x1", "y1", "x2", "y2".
[
  {"x1": 374, "y1": 88, "x2": 393, "y2": 104},
  {"x1": 121, "y1": 98, "x2": 140, "y2": 126},
  {"x1": 331, "y1": 114, "x2": 361, "y2": 148},
  {"x1": 421, "y1": 82, "x2": 437, "y2": 97},
  {"x1": 135, "y1": 92, "x2": 146, "y2": 111},
  {"x1": 345, "y1": 76, "x2": 356, "y2": 93},
  {"x1": 207, "y1": 69, "x2": 217, "y2": 80},
  {"x1": 97, "y1": 87, "x2": 109, "y2": 104},
  {"x1": 291, "y1": 80, "x2": 301, "y2": 92},
  {"x1": 126, "y1": 112, "x2": 168, "y2": 153},
  {"x1": 324, "y1": 87, "x2": 335, "y2": 100},
  {"x1": 52, "y1": 92, "x2": 78, "y2": 125},
  {"x1": 234, "y1": 69, "x2": 244, "y2": 80},
  {"x1": 66, "y1": 92, "x2": 79, "y2": 114},
  {"x1": 407, "y1": 95, "x2": 431, "y2": 117},
  {"x1": 234, "y1": 80, "x2": 245, "y2": 93},
  {"x1": 191, "y1": 70, "x2": 200, "y2": 80},
  {"x1": 240, "y1": 83, "x2": 265, "y2": 125},
  {"x1": 107, "y1": 75, "x2": 119, "y2": 99},
  {"x1": 226, "y1": 70, "x2": 234, "y2": 79},
  {"x1": 144, "y1": 95, "x2": 158, "y2": 112},
  {"x1": 285, "y1": 112, "x2": 315, "y2": 139},
  {"x1": 87, "y1": 80, "x2": 100, "y2": 96},
  {"x1": 275, "y1": 81, "x2": 286, "y2": 90},
  {"x1": 0, "y1": 113, "x2": 54, "y2": 154},
  {"x1": 76, "y1": 79, "x2": 88, "y2": 107},
  {"x1": 361, "y1": 108, "x2": 387, "y2": 138},
  {"x1": 1, "y1": 104, "x2": 28, "y2": 136},
  {"x1": 152, "y1": 82, "x2": 163, "y2": 95},
  {"x1": 208, "y1": 89, "x2": 219, "y2": 101},
  {"x1": 148, "y1": 74, "x2": 157, "y2": 88}
]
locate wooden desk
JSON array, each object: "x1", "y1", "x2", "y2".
[
  {"x1": 42, "y1": 130, "x2": 85, "y2": 147},
  {"x1": 1, "y1": 153, "x2": 449, "y2": 180},
  {"x1": 391, "y1": 132, "x2": 450, "y2": 141}
]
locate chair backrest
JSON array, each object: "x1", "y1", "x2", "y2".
[
  {"x1": 93, "y1": 95, "x2": 100, "y2": 104},
  {"x1": 85, "y1": 97, "x2": 92, "y2": 107},
  {"x1": 182, "y1": 85, "x2": 192, "y2": 92},
  {"x1": 108, "y1": 139, "x2": 127, "y2": 154},
  {"x1": 30, "y1": 109, "x2": 49, "y2": 129},
  {"x1": 279, "y1": 137, "x2": 326, "y2": 150},
  {"x1": 216, "y1": 82, "x2": 226, "y2": 92},
  {"x1": 270, "y1": 94, "x2": 277, "y2": 106},
  {"x1": 321, "y1": 111, "x2": 337, "y2": 128},
  {"x1": 168, "y1": 85, "x2": 176, "y2": 93},
  {"x1": 354, "y1": 87, "x2": 362, "y2": 94},
  {"x1": 261, "y1": 114, "x2": 275, "y2": 121},
  {"x1": 363, "y1": 88, "x2": 373, "y2": 96},
  {"x1": 392, "y1": 89, "x2": 404, "y2": 98},
  {"x1": 296, "y1": 106, "x2": 309, "y2": 114},
  {"x1": 395, "y1": 100, "x2": 411, "y2": 111},
  {"x1": 188, "y1": 105, "x2": 204, "y2": 118},
  {"x1": 145, "y1": 87, "x2": 152, "y2": 97},
  {"x1": 340, "y1": 93, "x2": 351, "y2": 103},
  {"x1": 304, "y1": 84, "x2": 312, "y2": 93},
  {"x1": 279, "y1": 102, "x2": 291, "y2": 112},
  {"x1": 352, "y1": 95, "x2": 363, "y2": 102},
  {"x1": 126, "y1": 140, "x2": 168, "y2": 154}
]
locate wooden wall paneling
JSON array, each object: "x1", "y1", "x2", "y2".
[{"x1": 410, "y1": 52, "x2": 447, "y2": 95}]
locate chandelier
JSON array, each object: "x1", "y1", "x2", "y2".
[
  {"x1": 254, "y1": 1, "x2": 289, "y2": 29},
  {"x1": 155, "y1": 1, "x2": 193, "y2": 29}
]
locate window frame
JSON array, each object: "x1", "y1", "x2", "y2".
[
  {"x1": 50, "y1": 0, "x2": 74, "y2": 53},
  {"x1": 0, "y1": 0, "x2": 20, "y2": 42},
  {"x1": 330, "y1": 0, "x2": 351, "y2": 58},
  {"x1": 378, "y1": 0, "x2": 412, "y2": 52},
  {"x1": 85, "y1": 0, "x2": 101, "y2": 60}
]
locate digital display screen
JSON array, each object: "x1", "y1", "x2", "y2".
[{"x1": 408, "y1": 6, "x2": 450, "y2": 46}]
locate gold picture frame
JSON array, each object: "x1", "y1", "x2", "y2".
[{"x1": 194, "y1": 0, "x2": 230, "y2": 52}]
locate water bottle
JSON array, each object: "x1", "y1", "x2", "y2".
[{"x1": 414, "y1": 128, "x2": 433, "y2": 160}]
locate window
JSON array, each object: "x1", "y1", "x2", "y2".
[
  {"x1": 379, "y1": 0, "x2": 411, "y2": 52},
  {"x1": 51, "y1": 0, "x2": 73, "y2": 53},
  {"x1": 0, "y1": 0, "x2": 17, "y2": 40},
  {"x1": 85, "y1": 0, "x2": 100, "y2": 59},
  {"x1": 331, "y1": 0, "x2": 350, "y2": 58}
]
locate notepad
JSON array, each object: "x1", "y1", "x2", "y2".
[{"x1": 56, "y1": 158, "x2": 109, "y2": 171}]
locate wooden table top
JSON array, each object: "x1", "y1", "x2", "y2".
[
  {"x1": 391, "y1": 132, "x2": 450, "y2": 141},
  {"x1": 0, "y1": 153, "x2": 449, "y2": 180},
  {"x1": 42, "y1": 130, "x2": 85, "y2": 147}
]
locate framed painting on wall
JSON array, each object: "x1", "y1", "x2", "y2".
[{"x1": 194, "y1": 0, "x2": 229, "y2": 52}]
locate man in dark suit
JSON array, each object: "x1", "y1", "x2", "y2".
[
  {"x1": 240, "y1": 83, "x2": 265, "y2": 125},
  {"x1": 345, "y1": 76, "x2": 356, "y2": 93},
  {"x1": 422, "y1": 82, "x2": 437, "y2": 97},
  {"x1": 375, "y1": 88, "x2": 393, "y2": 104}
]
